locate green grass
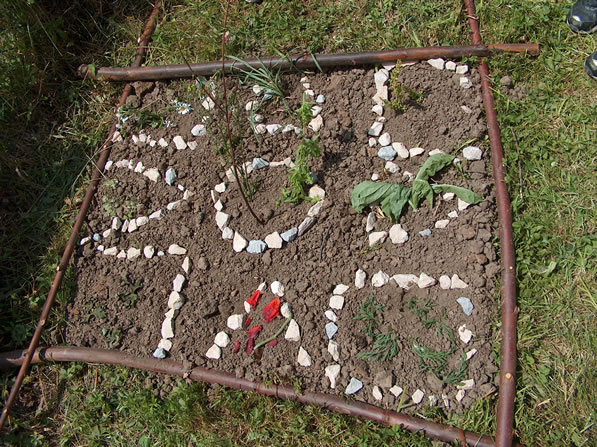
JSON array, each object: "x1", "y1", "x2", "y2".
[{"x1": 1, "y1": 0, "x2": 596, "y2": 445}]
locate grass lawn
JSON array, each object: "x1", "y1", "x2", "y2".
[{"x1": 1, "y1": 0, "x2": 595, "y2": 445}]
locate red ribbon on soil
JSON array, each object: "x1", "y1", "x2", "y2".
[
  {"x1": 246, "y1": 290, "x2": 261, "y2": 308},
  {"x1": 263, "y1": 298, "x2": 280, "y2": 323}
]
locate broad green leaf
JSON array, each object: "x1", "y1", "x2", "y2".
[
  {"x1": 351, "y1": 181, "x2": 395, "y2": 213},
  {"x1": 380, "y1": 185, "x2": 411, "y2": 222},
  {"x1": 415, "y1": 153, "x2": 455, "y2": 182},
  {"x1": 431, "y1": 184, "x2": 483, "y2": 205},
  {"x1": 410, "y1": 179, "x2": 433, "y2": 209}
]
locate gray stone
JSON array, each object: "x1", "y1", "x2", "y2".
[
  {"x1": 462, "y1": 146, "x2": 482, "y2": 160},
  {"x1": 460, "y1": 77, "x2": 473, "y2": 89},
  {"x1": 247, "y1": 240, "x2": 266, "y2": 254},
  {"x1": 456, "y1": 297, "x2": 474, "y2": 316},
  {"x1": 298, "y1": 217, "x2": 315, "y2": 236},
  {"x1": 419, "y1": 229, "x2": 432, "y2": 237},
  {"x1": 325, "y1": 322, "x2": 338, "y2": 339},
  {"x1": 165, "y1": 168, "x2": 177, "y2": 185},
  {"x1": 368, "y1": 121, "x2": 384, "y2": 137},
  {"x1": 92, "y1": 233, "x2": 101, "y2": 242},
  {"x1": 153, "y1": 348, "x2": 167, "y2": 359},
  {"x1": 252, "y1": 157, "x2": 270, "y2": 169},
  {"x1": 378, "y1": 146, "x2": 397, "y2": 161},
  {"x1": 345, "y1": 377, "x2": 363, "y2": 395}
]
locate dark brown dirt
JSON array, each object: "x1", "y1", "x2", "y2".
[{"x1": 62, "y1": 62, "x2": 499, "y2": 412}]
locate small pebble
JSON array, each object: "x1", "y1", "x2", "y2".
[
  {"x1": 462, "y1": 146, "x2": 482, "y2": 160},
  {"x1": 345, "y1": 377, "x2": 363, "y2": 395},
  {"x1": 329, "y1": 295, "x2": 344, "y2": 310},
  {"x1": 281, "y1": 228, "x2": 298, "y2": 243},
  {"x1": 325, "y1": 322, "x2": 338, "y2": 339},
  {"x1": 246, "y1": 240, "x2": 267, "y2": 254},
  {"x1": 368, "y1": 121, "x2": 384, "y2": 137},
  {"x1": 168, "y1": 244, "x2": 187, "y2": 255},
  {"x1": 271, "y1": 280, "x2": 285, "y2": 296},
  {"x1": 333, "y1": 284, "x2": 349, "y2": 295},
  {"x1": 372, "y1": 270, "x2": 390, "y2": 287},
  {"x1": 285, "y1": 319, "x2": 301, "y2": 342},
  {"x1": 378, "y1": 132, "x2": 391, "y2": 146},
  {"x1": 328, "y1": 341, "x2": 340, "y2": 362},
  {"x1": 372, "y1": 386, "x2": 383, "y2": 401},
  {"x1": 456, "y1": 64, "x2": 469, "y2": 74},
  {"x1": 409, "y1": 147, "x2": 425, "y2": 157},
  {"x1": 460, "y1": 77, "x2": 473, "y2": 89},
  {"x1": 412, "y1": 389, "x2": 425, "y2": 404},
  {"x1": 393, "y1": 142, "x2": 409, "y2": 159},
  {"x1": 378, "y1": 146, "x2": 397, "y2": 161},
  {"x1": 445, "y1": 61, "x2": 456, "y2": 71},
  {"x1": 232, "y1": 232, "x2": 248, "y2": 252},
  {"x1": 205, "y1": 344, "x2": 221, "y2": 360},
  {"x1": 325, "y1": 310, "x2": 337, "y2": 322},
  {"x1": 165, "y1": 168, "x2": 177, "y2": 185},
  {"x1": 355, "y1": 269, "x2": 367, "y2": 289},
  {"x1": 252, "y1": 157, "x2": 270, "y2": 169},
  {"x1": 419, "y1": 229, "x2": 432, "y2": 237},
  {"x1": 325, "y1": 364, "x2": 341, "y2": 389},
  {"x1": 427, "y1": 58, "x2": 445, "y2": 70},
  {"x1": 458, "y1": 324, "x2": 473, "y2": 344},
  {"x1": 214, "y1": 331, "x2": 230, "y2": 348},
  {"x1": 456, "y1": 297, "x2": 474, "y2": 316},
  {"x1": 153, "y1": 348, "x2": 167, "y2": 359},
  {"x1": 368, "y1": 231, "x2": 388, "y2": 247},
  {"x1": 297, "y1": 347, "x2": 312, "y2": 367},
  {"x1": 390, "y1": 385, "x2": 403, "y2": 397},
  {"x1": 227, "y1": 314, "x2": 243, "y2": 331}
]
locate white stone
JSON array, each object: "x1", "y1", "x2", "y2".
[
  {"x1": 80, "y1": 236, "x2": 91, "y2": 245},
  {"x1": 307, "y1": 200, "x2": 324, "y2": 217},
  {"x1": 409, "y1": 147, "x2": 425, "y2": 157},
  {"x1": 214, "y1": 182, "x2": 226, "y2": 193},
  {"x1": 255, "y1": 124, "x2": 267, "y2": 134},
  {"x1": 102, "y1": 229, "x2": 112, "y2": 239},
  {"x1": 355, "y1": 269, "x2": 367, "y2": 289},
  {"x1": 127, "y1": 219, "x2": 138, "y2": 233},
  {"x1": 311, "y1": 105, "x2": 322, "y2": 117},
  {"x1": 143, "y1": 168, "x2": 160, "y2": 182},
  {"x1": 191, "y1": 124, "x2": 206, "y2": 136},
  {"x1": 458, "y1": 198, "x2": 471, "y2": 211},
  {"x1": 463, "y1": 146, "x2": 482, "y2": 160},
  {"x1": 450, "y1": 274, "x2": 469, "y2": 289},
  {"x1": 390, "y1": 385, "x2": 403, "y2": 397},
  {"x1": 328, "y1": 341, "x2": 340, "y2": 361},
  {"x1": 232, "y1": 232, "x2": 248, "y2": 252},
  {"x1": 110, "y1": 217, "x2": 121, "y2": 231},
  {"x1": 147, "y1": 210, "x2": 163, "y2": 221},
  {"x1": 181, "y1": 257, "x2": 191, "y2": 274},
  {"x1": 333, "y1": 284, "x2": 349, "y2": 295},
  {"x1": 253, "y1": 114, "x2": 264, "y2": 123},
  {"x1": 115, "y1": 159, "x2": 129, "y2": 169},
  {"x1": 227, "y1": 314, "x2": 243, "y2": 331},
  {"x1": 368, "y1": 137, "x2": 377, "y2": 147},
  {"x1": 457, "y1": 379, "x2": 475, "y2": 390},
  {"x1": 136, "y1": 216, "x2": 148, "y2": 227},
  {"x1": 308, "y1": 115, "x2": 323, "y2": 132},
  {"x1": 366, "y1": 212, "x2": 377, "y2": 232},
  {"x1": 372, "y1": 386, "x2": 383, "y2": 401},
  {"x1": 126, "y1": 247, "x2": 141, "y2": 259},
  {"x1": 132, "y1": 135, "x2": 139, "y2": 145},
  {"x1": 117, "y1": 250, "x2": 126, "y2": 259},
  {"x1": 456, "y1": 64, "x2": 469, "y2": 74},
  {"x1": 371, "y1": 173, "x2": 379, "y2": 181},
  {"x1": 280, "y1": 302, "x2": 291, "y2": 318},
  {"x1": 183, "y1": 190, "x2": 194, "y2": 200},
  {"x1": 214, "y1": 331, "x2": 230, "y2": 348},
  {"x1": 378, "y1": 132, "x2": 391, "y2": 146},
  {"x1": 187, "y1": 141, "x2": 197, "y2": 150},
  {"x1": 435, "y1": 219, "x2": 450, "y2": 229},
  {"x1": 412, "y1": 389, "x2": 425, "y2": 404},
  {"x1": 308, "y1": 185, "x2": 325, "y2": 200},
  {"x1": 428, "y1": 395, "x2": 438, "y2": 406},
  {"x1": 325, "y1": 310, "x2": 337, "y2": 322},
  {"x1": 173, "y1": 135, "x2": 187, "y2": 150},
  {"x1": 297, "y1": 347, "x2": 312, "y2": 367},
  {"x1": 329, "y1": 295, "x2": 344, "y2": 310},
  {"x1": 305, "y1": 89, "x2": 315, "y2": 97},
  {"x1": 325, "y1": 364, "x2": 341, "y2": 389},
  {"x1": 222, "y1": 227, "x2": 234, "y2": 240},
  {"x1": 285, "y1": 319, "x2": 301, "y2": 342},
  {"x1": 205, "y1": 344, "x2": 221, "y2": 360},
  {"x1": 427, "y1": 58, "x2": 445, "y2": 70},
  {"x1": 167, "y1": 200, "x2": 181, "y2": 211},
  {"x1": 458, "y1": 325, "x2": 473, "y2": 344},
  {"x1": 418, "y1": 273, "x2": 437, "y2": 288},
  {"x1": 445, "y1": 61, "x2": 456, "y2": 71},
  {"x1": 442, "y1": 394, "x2": 450, "y2": 408},
  {"x1": 111, "y1": 131, "x2": 122, "y2": 143},
  {"x1": 392, "y1": 274, "x2": 419, "y2": 290},
  {"x1": 103, "y1": 247, "x2": 118, "y2": 256},
  {"x1": 461, "y1": 105, "x2": 473, "y2": 114},
  {"x1": 429, "y1": 149, "x2": 445, "y2": 156},
  {"x1": 168, "y1": 244, "x2": 187, "y2": 255},
  {"x1": 466, "y1": 348, "x2": 478, "y2": 360},
  {"x1": 253, "y1": 84, "x2": 265, "y2": 95},
  {"x1": 372, "y1": 104, "x2": 384, "y2": 116},
  {"x1": 460, "y1": 77, "x2": 473, "y2": 89},
  {"x1": 264, "y1": 232, "x2": 283, "y2": 249},
  {"x1": 215, "y1": 211, "x2": 230, "y2": 230},
  {"x1": 214, "y1": 200, "x2": 223, "y2": 212},
  {"x1": 161, "y1": 318, "x2": 174, "y2": 339},
  {"x1": 168, "y1": 291, "x2": 184, "y2": 310},
  {"x1": 368, "y1": 121, "x2": 384, "y2": 137},
  {"x1": 389, "y1": 224, "x2": 409, "y2": 244},
  {"x1": 143, "y1": 246, "x2": 155, "y2": 259},
  {"x1": 443, "y1": 192, "x2": 455, "y2": 201},
  {"x1": 403, "y1": 171, "x2": 414, "y2": 181},
  {"x1": 372, "y1": 270, "x2": 390, "y2": 287},
  {"x1": 158, "y1": 138, "x2": 168, "y2": 148},
  {"x1": 448, "y1": 210, "x2": 459, "y2": 219},
  {"x1": 134, "y1": 161, "x2": 145, "y2": 173},
  {"x1": 258, "y1": 282, "x2": 267, "y2": 293},
  {"x1": 271, "y1": 281, "x2": 285, "y2": 296},
  {"x1": 158, "y1": 339, "x2": 173, "y2": 351},
  {"x1": 393, "y1": 142, "x2": 410, "y2": 159},
  {"x1": 456, "y1": 390, "x2": 466, "y2": 402},
  {"x1": 172, "y1": 274, "x2": 185, "y2": 292},
  {"x1": 368, "y1": 231, "x2": 388, "y2": 247},
  {"x1": 266, "y1": 124, "x2": 282, "y2": 135},
  {"x1": 439, "y1": 275, "x2": 451, "y2": 289},
  {"x1": 372, "y1": 86, "x2": 388, "y2": 105},
  {"x1": 201, "y1": 96, "x2": 215, "y2": 110},
  {"x1": 374, "y1": 69, "x2": 389, "y2": 90},
  {"x1": 385, "y1": 161, "x2": 399, "y2": 174},
  {"x1": 164, "y1": 308, "x2": 176, "y2": 319},
  {"x1": 345, "y1": 377, "x2": 363, "y2": 395}
]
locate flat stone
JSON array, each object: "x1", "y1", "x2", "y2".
[
  {"x1": 372, "y1": 386, "x2": 383, "y2": 401},
  {"x1": 461, "y1": 105, "x2": 473, "y2": 114},
  {"x1": 80, "y1": 236, "x2": 91, "y2": 245},
  {"x1": 355, "y1": 269, "x2": 367, "y2": 289},
  {"x1": 161, "y1": 318, "x2": 174, "y2": 339},
  {"x1": 374, "y1": 69, "x2": 389, "y2": 90},
  {"x1": 458, "y1": 324, "x2": 473, "y2": 344},
  {"x1": 214, "y1": 182, "x2": 226, "y2": 193},
  {"x1": 191, "y1": 124, "x2": 206, "y2": 137},
  {"x1": 409, "y1": 147, "x2": 425, "y2": 157},
  {"x1": 173, "y1": 135, "x2": 187, "y2": 150},
  {"x1": 266, "y1": 124, "x2": 282, "y2": 135},
  {"x1": 460, "y1": 77, "x2": 473, "y2": 89},
  {"x1": 264, "y1": 232, "x2": 283, "y2": 249},
  {"x1": 252, "y1": 157, "x2": 269, "y2": 169},
  {"x1": 427, "y1": 58, "x2": 445, "y2": 69},
  {"x1": 418, "y1": 273, "x2": 437, "y2": 288},
  {"x1": 307, "y1": 200, "x2": 324, "y2": 217},
  {"x1": 297, "y1": 346, "x2": 312, "y2": 367},
  {"x1": 149, "y1": 209, "x2": 164, "y2": 220},
  {"x1": 456, "y1": 389, "x2": 466, "y2": 402},
  {"x1": 462, "y1": 146, "x2": 482, "y2": 160},
  {"x1": 280, "y1": 302, "x2": 291, "y2": 318},
  {"x1": 311, "y1": 105, "x2": 322, "y2": 117},
  {"x1": 345, "y1": 377, "x2": 363, "y2": 395},
  {"x1": 439, "y1": 275, "x2": 451, "y2": 289},
  {"x1": 366, "y1": 212, "x2": 377, "y2": 232},
  {"x1": 456, "y1": 64, "x2": 469, "y2": 74},
  {"x1": 134, "y1": 161, "x2": 145, "y2": 173},
  {"x1": 168, "y1": 291, "x2": 184, "y2": 310},
  {"x1": 316, "y1": 94, "x2": 326, "y2": 104},
  {"x1": 255, "y1": 123, "x2": 267, "y2": 134},
  {"x1": 281, "y1": 227, "x2": 298, "y2": 243},
  {"x1": 333, "y1": 284, "x2": 349, "y2": 295},
  {"x1": 368, "y1": 121, "x2": 384, "y2": 137},
  {"x1": 457, "y1": 297, "x2": 474, "y2": 316},
  {"x1": 221, "y1": 227, "x2": 234, "y2": 240},
  {"x1": 164, "y1": 308, "x2": 176, "y2": 319},
  {"x1": 458, "y1": 198, "x2": 471, "y2": 211},
  {"x1": 385, "y1": 161, "x2": 399, "y2": 174},
  {"x1": 374, "y1": 371, "x2": 393, "y2": 388},
  {"x1": 445, "y1": 60, "x2": 456, "y2": 71},
  {"x1": 215, "y1": 211, "x2": 230, "y2": 230},
  {"x1": 308, "y1": 185, "x2": 325, "y2": 200},
  {"x1": 158, "y1": 339, "x2": 172, "y2": 351},
  {"x1": 168, "y1": 244, "x2": 187, "y2": 255},
  {"x1": 442, "y1": 394, "x2": 450, "y2": 408},
  {"x1": 371, "y1": 104, "x2": 383, "y2": 116},
  {"x1": 127, "y1": 219, "x2": 138, "y2": 233},
  {"x1": 103, "y1": 247, "x2": 118, "y2": 256},
  {"x1": 372, "y1": 270, "x2": 390, "y2": 287},
  {"x1": 412, "y1": 389, "x2": 425, "y2": 404},
  {"x1": 457, "y1": 379, "x2": 475, "y2": 390},
  {"x1": 153, "y1": 348, "x2": 167, "y2": 359},
  {"x1": 271, "y1": 281, "x2": 285, "y2": 296},
  {"x1": 328, "y1": 340, "x2": 340, "y2": 361},
  {"x1": 372, "y1": 85, "x2": 388, "y2": 105},
  {"x1": 378, "y1": 146, "x2": 396, "y2": 161},
  {"x1": 117, "y1": 250, "x2": 126, "y2": 258},
  {"x1": 325, "y1": 364, "x2": 341, "y2": 389},
  {"x1": 111, "y1": 217, "x2": 122, "y2": 231},
  {"x1": 393, "y1": 142, "x2": 409, "y2": 159},
  {"x1": 389, "y1": 224, "x2": 409, "y2": 244},
  {"x1": 419, "y1": 229, "x2": 432, "y2": 237},
  {"x1": 102, "y1": 229, "x2": 112, "y2": 239},
  {"x1": 325, "y1": 310, "x2": 337, "y2": 322},
  {"x1": 227, "y1": 314, "x2": 243, "y2": 331},
  {"x1": 392, "y1": 274, "x2": 419, "y2": 290},
  {"x1": 285, "y1": 319, "x2": 301, "y2": 342},
  {"x1": 247, "y1": 240, "x2": 266, "y2": 254},
  {"x1": 214, "y1": 331, "x2": 230, "y2": 348},
  {"x1": 369, "y1": 231, "x2": 388, "y2": 246},
  {"x1": 143, "y1": 246, "x2": 155, "y2": 258},
  {"x1": 298, "y1": 217, "x2": 315, "y2": 236},
  {"x1": 136, "y1": 216, "x2": 148, "y2": 227},
  {"x1": 428, "y1": 395, "x2": 438, "y2": 406},
  {"x1": 172, "y1": 274, "x2": 186, "y2": 292},
  {"x1": 126, "y1": 247, "x2": 141, "y2": 259},
  {"x1": 182, "y1": 256, "x2": 191, "y2": 274},
  {"x1": 305, "y1": 89, "x2": 315, "y2": 97},
  {"x1": 205, "y1": 344, "x2": 221, "y2": 360},
  {"x1": 329, "y1": 295, "x2": 344, "y2": 310},
  {"x1": 142, "y1": 168, "x2": 160, "y2": 182},
  {"x1": 233, "y1": 232, "x2": 248, "y2": 252},
  {"x1": 429, "y1": 149, "x2": 445, "y2": 156},
  {"x1": 167, "y1": 200, "x2": 182, "y2": 211},
  {"x1": 466, "y1": 349, "x2": 478, "y2": 360},
  {"x1": 369, "y1": 137, "x2": 377, "y2": 147},
  {"x1": 378, "y1": 132, "x2": 391, "y2": 146},
  {"x1": 435, "y1": 219, "x2": 450, "y2": 229},
  {"x1": 450, "y1": 274, "x2": 469, "y2": 289},
  {"x1": 448, "y1": 210, "x2": 459, "y2": 218},
  {"x1": 325, "y1": 322, "x2": 338, "y2": 339},
  {"x1": 165, "y1": 168, "x2": 177, "y2": 185},
  {"x1": 390, "y1": 385, "x2": 403, "y2": 397},
  {"x1": 308, "y1": 115, "x2": 323, "y2": 132},
  {"x1": 96, "y1": 245, "x2": 105, "y2": 252}
]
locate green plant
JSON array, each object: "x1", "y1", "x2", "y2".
[
  {"x1": 358, "y1": 331, "x2": 400, "y2": 362},
  {"x1": 412, "y1": 344, "x2": 466, "y2": 386},
  {"x1": 116, "y1": 105, "x2": 164, "y2": 133},
  {"x1": 228, "y1": 55, "x2": 287, "y2": 109},
  {"x1": 351, "y1": 153, "x2": 483, "y2": 222},
  {"x1": 385, "y1": 62, "x2": 423, "y2": 113},
  {"x1": 117, "y1": 277, "x2": 143, "y2": 309},
  {"x1": 354, "y1": 297, "x2": 385, "y2": 338}
]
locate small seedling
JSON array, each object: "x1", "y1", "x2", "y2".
[
  {"x1": 117, "y1": 277, "x2": 143, "y2": 309},
  {"x1": 354, "y1": 297, "x2": 385, "y2": 338},
  {"x1": 358, "y1": 331, "x2": 400, "y2": 362},
  {"x1": 385, "y1": 62, "x2": 423, "y2": 113}
]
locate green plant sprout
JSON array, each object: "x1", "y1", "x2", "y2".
[
  {"x1": 385, "y1": 62, "x2": 423, "y2": 113},
  {"x1": 412, "y1": 344, "x2": 466, "y2": 386},
  {"x1": 351, "y1": 153, "x2": 483, "y2": 222},
  {"x1": 354, "y1": 296, "x2": 385, "y2": 338},
  {"x1": 358, "y1": 331, "x2": 400, "y2": 362}
]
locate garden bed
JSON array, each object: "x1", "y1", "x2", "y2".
[{"x1": 64, "y1": 60, "x2": 499, "y2": 412}]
